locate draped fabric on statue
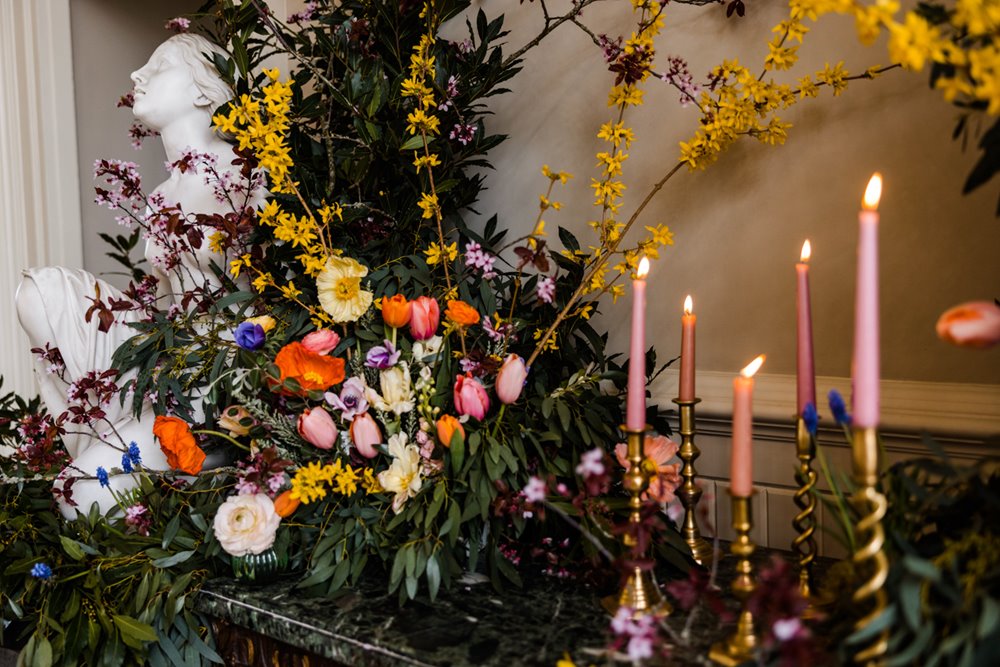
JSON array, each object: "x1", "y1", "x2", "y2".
[{"x1": 19, "y1": 267, "x2": 142, "y2": 459}]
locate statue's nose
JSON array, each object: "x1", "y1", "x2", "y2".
[{"x1": 130, "y1": 68, "x2": 145, "y2": 86}]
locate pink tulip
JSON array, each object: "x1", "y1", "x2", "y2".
[
  {"x1": 350, "y1": 413, "x2": 382, "y2": 458},
  {"x1": 409, "y1": 296, "x2": 440, "y2": 340},
  {"x1": 936, "y1": 301, "x2": 1000, "y2": 349},
  {"x1": 495, "y1": 354, "x2": 528, "y2": 404},
  {"x1": 297, "y1": 407, "x2": 338, "y2": 450},
  {"x1": 302, "y1": 329, "x2": 341, "y2": 355},
  {"x1": 454, "y1": 373, "x2": 490, "y2": 421}
]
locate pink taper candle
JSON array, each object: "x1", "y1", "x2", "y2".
[
  {"x1": 626, "y1": 257, "x2": 651, "y2": 430},
  {"x1": 853, "y1": 174, "x2": 882, "y2": 428},
  {"x1": 679, "y1": 295, "x2": 696, "y2": 401},
  {"x1": 731, "y1": 355, "x2": 765, "y2": 497},
  {"x1": 796, "y1": 241, "x2": 816, "y2": 416}
]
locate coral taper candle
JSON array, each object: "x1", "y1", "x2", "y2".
[
  {"x1": 796, "y1": 241, "x2": 816, "y2": 416},
  {"x1": 679, "y1": 295, "x2": 696, "y2": 401},
  {"x1": 731, "y1": 355, "x2": 765, "y2": 497},
  {"x1": 853, "y1": 174, "x2": 882, "y2": 428},
  {"x1": 627, "y1": 257, "x2": 650, "y2": 431}
]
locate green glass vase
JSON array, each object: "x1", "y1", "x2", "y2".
[{"x1": 230, "y1": 548, "x2": 287, "y2": 583}]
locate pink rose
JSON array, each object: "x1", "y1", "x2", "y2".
[
  {"x1": 454, "y1": 373, "x2": 490, "y2": 421},
  {"x1": 297, "y1": 406, "x2": 338, "y2": 449},
  {"x1": 350, "y1": 413, "x2": 382, "y2": 458},
  {"x1": 302, "y1": 329, "x2": 341, "y2": 355},
  {"x1": 936, "y1": 301, "x2": 1000, "y2": 349},
  {"x1": 495, "y1": 354, "x2": 528, "y2": 404},
  {"x1": 409, "y1": 296, "x2": 440, "y2": 341}
]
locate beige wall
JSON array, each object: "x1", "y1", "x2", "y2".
[
  {"x1": 70, "y1": 0, "x2": 203, "y2": 284},
  {"x1": 458, "y1": 2, "x2": 999, "y2": 420}
]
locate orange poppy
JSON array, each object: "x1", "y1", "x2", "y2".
[
  {"x1": 152, "y1": 415, "x2": 206, "y2": 475},
  {"x1": 381, "y1": 294, "x2": 412, "y2": 329},
  {"x1": 274, "y1": 342, "x2": 345, "y2": 393},
  {"x1": 445, "y1": 299, "x2": 480, "y2": 327},
  {"x1": 273, "y1": 490, "x2": 301, "y2": 518}
]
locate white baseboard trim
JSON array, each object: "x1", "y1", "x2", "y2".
[{"x1": 652, "y1": 369, "x2": 1000, "y2": 437}]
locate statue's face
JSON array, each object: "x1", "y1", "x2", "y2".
[{"x1": 130, "y1": 42, "x2": 203, "y2": 131}]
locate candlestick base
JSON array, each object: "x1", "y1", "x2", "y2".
[
  {"x1": 709, "y1": 492, "x2": 758, "y2": 666},
  {"x1": 605, "y1": 425, "x2": 673, "y2": 618},
  {"x1": 673, "y1": 398, "x2": 713, "y2": 566},
  {"x1": 601, "y1": 565, "x2": 673, "y2": 618}
]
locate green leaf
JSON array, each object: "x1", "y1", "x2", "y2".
[
  {"x1": 161, "y1": 514, "x2": 181, "y2": 550},
  {"x1": 112, "y1": 615, "x2": 159, "y2": 644},
  {"x1": 900, "y1": 578, "x2": 921, "y2": 630},
  {"x1": 978, "y1": 596, "x2": 1000, "y2": 639},
  {"x1": 450, "y1": 431, "x2": 465, "y2": 476},
  {"x1": 903, "y1": 555, "x2": 942, "y2": 583},
  {"x1": 399, "y1": 135, "x2": 425, "y2": 151},
  {"x1": 60, "y1": 535, "x2": 86, "y2": 561},
  {"x1": 426, "y1": 553, "x2": 441, "y2": 601},
  {"x1": 151, "y1": 550, "x2": 195, "y2": 568}
]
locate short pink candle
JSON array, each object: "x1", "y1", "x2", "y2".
[
  {"x1": 796, "y1": 241, "x2": 816, "y2": 416},
  {"x1": 731, "y1": 355, "x2": 765, "y2": 497},
  {"x1": 853, "y1": 174, "x2": 882, "y2": 428},
  {"x1": 626, "y1": 257, "x2": 651, "y2": 431},
  {"x1": 679, "y1": 295, "x2": 696, "y2": 401}
]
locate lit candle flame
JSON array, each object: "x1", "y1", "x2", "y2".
[
  {"x1": 741, "y1": 354, "x2": 766, "y2": 378},
  {"x1": 684, "y1": 294, "x2": 693, "y2": 315},
  {"x1": 863, "y1": 173, "x2": 882, "y2": 211},
  {"x1": 800, "y1": 240, "x2": 811, "y2": 263},
  {"x1": 637, "y1": 256, "x2": 650, "y2": 279}
]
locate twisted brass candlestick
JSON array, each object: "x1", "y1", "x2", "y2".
[
  {"x1": 792, "y1": 417, "x2": 818, "y2": 605},
  {"x1": 709, "y1": 492, "x2": 759, "y2": 666},
  {"x1": 851, "y1": 426, "x2": 889, "y2": 666},
  {"x1": 673, "y1": 398, "x2": 712, "y2": 565},
  {"x1": 603, "y1": 425, "x2": 672, "y2": 618}
]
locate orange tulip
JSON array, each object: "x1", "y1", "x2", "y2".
[
  {"x1": 445, "y1": 299, "x2": 480, "y2": 327},
  {"x1": 152, "y1": 415, "x2": 206, "y2": 475},
  {"x1": 436, "y1": 414, "x2": 465, "y2": 448},
  {"x1": 273, "y1": 490, "x2": 301, "y2": 518},
  {"x1": 274, "y1": 342, "x2": 345, "y2": 393},
  {"x1": 381, "y1": 294, "x2": 412, "y2": 329}
]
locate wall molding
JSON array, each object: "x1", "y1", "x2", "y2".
[
  {"x1": 0, "y1": 0, "x2": 82, "y2": 395},
  {"x1": 653, "y1": 369, "x2": 1000, "y2": 438}
]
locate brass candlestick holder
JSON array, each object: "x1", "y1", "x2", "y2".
[
  {"x1": 851, "y1": 426, "x2": 889, "y2": 665},
  {"x1": 603, "y1": 425, "x2": 672, "y2": 618},
  {"x1": 792, "y1": 416, "x2": 818, "y2": 604},
  {"x1": 673, "y1": 398, "x2": 712, "y2": 565},
  {"x1": 709, "y1": 492, "x2": 759, "y2": 666}
]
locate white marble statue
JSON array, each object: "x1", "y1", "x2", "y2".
[{"x1": 16, "y1": 34, "x2": 253, "y2": 518}]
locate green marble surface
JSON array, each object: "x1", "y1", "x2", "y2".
[{"x1": 195, "y1": 548, "x2": 833, "y2": 666}]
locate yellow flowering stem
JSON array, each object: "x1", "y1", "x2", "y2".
[
  {"x1": 192, "y1": 429, "x2": 251, "y2": 451},
  {"x1": 525, "y1": 160, "x2": 684, "y2": 369},
  {"x1": 288, "y1": 180, "x2": 334, "y2": 260},
  {"x1": 419, "y1": 129, "x2": 453, "y2": 295}
]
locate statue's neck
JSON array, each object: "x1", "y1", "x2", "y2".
[{"x1": 158, "y1": 111, "x2": 231, "y2": 164}]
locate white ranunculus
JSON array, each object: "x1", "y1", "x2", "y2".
[
  {"x1": 213, "y1": 493, "x2": 281, "y2": 556},
  {"x1": 378, "y1": 433, "x2": 423, "y2": 513},
  {"x1": 366, "y1": 363, "x2": 415, "y2": 415}
]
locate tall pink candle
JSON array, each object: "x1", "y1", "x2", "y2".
[
  {"x1": 679, "y1": 295, "x2": 696, "y2": 401},
  {"x1": 853, "y1": 174, "x2": 882, "y2": 428},
  {"x1": 731, "y1": 355, "x2": 765, "y2": 497},
  {"x1": 796, "y1": 241, "x2": 816, "y2": 416},
  {"x1": 627, "y1": 257, "x2": 651, "y2": 430}
]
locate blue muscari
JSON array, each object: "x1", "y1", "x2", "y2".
[
  {"x1": 121, "y1": 453, "x2": 133, "y2": 474},
  {"x1": 96, "y1": 466, "x2": 109, "y2": 488},
  {"x1": 128, "y1": 441, "x2": 142, "y2": 466},
  {"x1": 30, "y1": 563, "x2": 52, "y2": 580},
  {"x1": 828, "y1": 389, "x2": 852, "y2": 426},
  {"x1": 802, "y1": 402, "x2": 818, "y2": 436}
]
